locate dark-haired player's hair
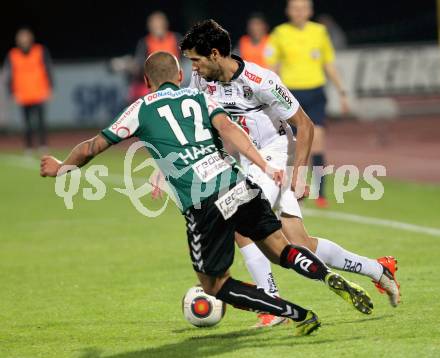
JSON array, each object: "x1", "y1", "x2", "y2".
[{"x1": 180, "y1": 19, "x2": 231, "y2": 57}]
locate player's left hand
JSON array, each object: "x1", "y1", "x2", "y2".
[
  {"x1": 40, "y1": 155, "x2": 62, "y2": 177},
  {"x1": 266, "y1": 165, "x2": 285, "y2": 187}
]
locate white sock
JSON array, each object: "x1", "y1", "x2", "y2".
[
  {"x1": 315, "y1": 238, "x2": 382, "y2": 281},
  {"x1": 240, "y1": 243, "x2": 279, "y2": 296}
]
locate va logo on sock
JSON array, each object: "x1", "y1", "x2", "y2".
[{"x1": 294, "y1": 253, "x2": 313, "y2": 272}]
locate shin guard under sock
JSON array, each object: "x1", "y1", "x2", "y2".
[{"x1": 280, "y1": 244, "x2": 330, "y2": 281}]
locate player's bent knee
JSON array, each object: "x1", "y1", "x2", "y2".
[
  {"x1": 198, "y1": 279, "x2": 220, "y2": 296},
  {"x1": 201, "y1": 284, "x2": 218, "y2": 296},
  {"x1": 306, "y1": 236, "x2": 318, "y2": 252},
  {"x1": 197, "y1": 272, "x2": 230, "y2": 296},
  {"x1": 234, "y1": 232, "x2": 253, "y2": 248}
]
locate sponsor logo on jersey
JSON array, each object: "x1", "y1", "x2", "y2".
[
  {"x1": 207, "y1": 84, "x2": 216, "y2": 95},
  {"x1": 179, "y1": 144, "x2": 217, "y2": 165},
  {"x1": 144, "y1": 87, "x2": 198, "y2": 104},
  {"x1": 116, "y1": 126, "x2": 131, "y2": 138},
  {"x1": 271, "y1": 84, "x2": 293, "y2": 109},
  {"x1": 244, "y1": 69, "x2": 262, "y2": 84},
  {"x1": 111, "y1": 99, "x2": 142, "y2": 130},
  {"x1": 192, "y1": 151, "x2": 231, "y2": 182},
  {"x1": 243, "y1": 85, "x2": 253, "y2": 100},
  {"x1": 223, "y1": 84, "x2": 233, "y2": 96}
]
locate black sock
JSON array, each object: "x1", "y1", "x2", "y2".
[
  {"x1": 280, "y1": 244, "x2": 330, "y2": 282},
  {"x1": 312, "y1": 153, "x2": 326, "y2": 198},
  {"x1": 216, "y1": 277, "x2": 308, "y2": 322}
]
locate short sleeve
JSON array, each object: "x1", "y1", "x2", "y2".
[
  {"x1": 202, "y1": 93, "x2": 229, "y2": 122},
  {"x1": 322, "y1": 28, "x2": 335, "y2": 64},
  {"x1": 255, "y1": 70, "x2": 299, "y2": 121},
  {"x1": 189, "y1": 71, "x2": 204, "y2": 91},
  {"x1": 101, "y1": 98, "x2": 143, "y2": 144}
]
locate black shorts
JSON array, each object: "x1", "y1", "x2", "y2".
[
  {"x1": 290, "y1": 86, "x2": 327, "y2": 127},
  {"x1": 184, "y1": 180, "x2": 281, "y2": 277}
]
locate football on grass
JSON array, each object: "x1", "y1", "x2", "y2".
[{"x1": 182, "y1": 286, "x2": 226, "y2": 327}]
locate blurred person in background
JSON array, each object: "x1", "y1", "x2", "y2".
[
  {"x1": 237, "y1": 13, "x2": 270, "y2": 68},
  {"x1": 130, "y1": 11, "x2": 182, "y2": 101},
  {"x1": 266, "y1": 0, "x2": 349, "y2": 208},
  {"x1": 317, "y1": 14, "x2": 347, "y2": 50},
  {"x1": 3, "y1": 28, "x2": 53, "y2": 154}
]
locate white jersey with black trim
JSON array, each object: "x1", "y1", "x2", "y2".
[{"x1": 189, "y1": 54, "x2": 300, "y2": 151}]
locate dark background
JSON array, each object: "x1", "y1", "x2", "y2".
[{"x1": 1, "y1": 0, "x2": 438, "y2": 60}]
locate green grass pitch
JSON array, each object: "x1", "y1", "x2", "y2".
[{"x1": 1, "y1": 148, "x2": 440, "y2": 357}]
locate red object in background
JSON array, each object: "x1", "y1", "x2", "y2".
[
  {"x1": 239, "y1": 35, "x2": 269, "y2": 69},
  {"x1": 128, "y1": 81, "x2": 149, "y2": 103},
  {"x1": 145, "y1": 32, "x2": 180, "y2": 58}
]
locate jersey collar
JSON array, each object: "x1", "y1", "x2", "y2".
[
  {"x1": 216, "y1": 54, "x2": 244, "y2": 82},
  {"x1": 230, "y1": 54, "x2": 245, "y2": 81},
  {"x1": 158, "y1": 82, "x2": 180, "y2": 91}
]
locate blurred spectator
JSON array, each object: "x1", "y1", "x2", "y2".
[
  {"x1": 266, "y1": 0, "x2": 349, "y2": 208},
  {"x1": 3, "y1": 28, "x2": 53, "y2": 154},
  {"x1": 237, "y1": 13, "x2": 270, "y2": 68},
  {"x1": 317, "y1": 14, "x2": 347, "y2": 50},
  {"x1": 130, "y1": 11, "x2": 181, "y2": 101}
]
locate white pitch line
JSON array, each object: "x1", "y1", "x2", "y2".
[
  {"x1": 2, "y1": 154, "x2": 440, "y2": 237},
  {"x1": 303, "y1": 208, "x2": 440, "y2": 237}
]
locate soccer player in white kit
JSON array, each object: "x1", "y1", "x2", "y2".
[{"x1": 181, "y1": 19, "x2": 401, "y2": 327}]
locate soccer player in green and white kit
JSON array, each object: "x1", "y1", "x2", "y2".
[{"x1": 40, "y1": 51, "x2": 373, "y2": 336}]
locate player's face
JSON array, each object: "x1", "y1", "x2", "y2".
[
  {"x1": 183, "y1": 48, "x2": 222, "y2": 82},
  {"x1": 287, "y1": 0, "x2": 312, "y2": 26}
]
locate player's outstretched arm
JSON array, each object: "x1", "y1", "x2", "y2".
[
  {"x1": 40, "y1": 134, "x2": 111, "y2": 177},
  {"x1": 287, "y1": 106, "x2": 314, "y2": 197},
  {"x1": 212, "y1": 113, "x2": 284, "y2": 186}
]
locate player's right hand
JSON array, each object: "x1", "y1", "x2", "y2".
[
  {"x1": 149, "y1": 170, "x2": 165, "y2": 200},
  {"x1": 40, "y1": 155, "x2": 62, "y2": 177}
]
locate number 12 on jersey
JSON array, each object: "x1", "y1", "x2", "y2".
[{"x1": 157, "y1": 99, "x2": 212, "y2": 145}]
